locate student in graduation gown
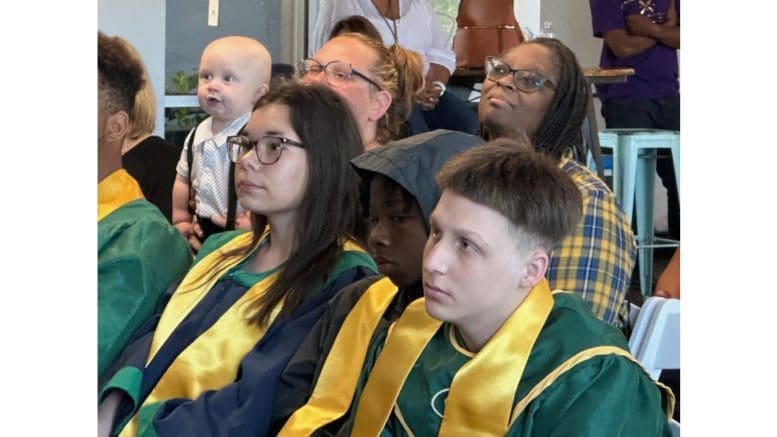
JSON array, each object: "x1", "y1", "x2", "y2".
[
  {"x1": 343, "y1": 140, "x2": 675, "y2": 436},
  {"x1": 98, "y1": 82, "x2": 378, "y2": 437},
  {"x1": 272, "y1": 129, "x2": 484, "y2": 435},
  {"x1": 98, "y1": 32, "x2": 191, "y2": 383}
]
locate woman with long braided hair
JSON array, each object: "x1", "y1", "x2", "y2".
[{"x1": 478, "y1": 38, "x2": 637, "y2": 331}]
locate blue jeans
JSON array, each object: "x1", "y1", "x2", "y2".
[{"x1": 407, "y1": 92, "x2": 479, "y2": 136}]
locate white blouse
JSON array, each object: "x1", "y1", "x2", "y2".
[{"x1": 312, "y1": 0, "x2": 457, "y2": 74}]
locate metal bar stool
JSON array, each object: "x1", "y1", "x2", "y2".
[{"x1": 598, "y1": 129, "x2": 680, "y2": 296}]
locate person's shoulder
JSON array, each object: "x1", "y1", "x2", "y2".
[
  {"x1": 560, "y1": 158, "x2": 619, "y2": 201},
  {"x1": 335, "y1": 239, "x2": 379, "y2": 272},
  {"x1": 516, "y1": 291, "x2": 644, "y2": 407},
  {"x1": 99, "y1": 200, "x2": 191, "y2": 260},
  {"x1": 541, "y1": 291, "x2": 630, "y2": 351},
  {"x1": 325, "y1": 274, "x2": 386, "y2": 314},
  {"x1": 135, "y1": 136, "x2": 181, "y2": 165},
  {"x1": 102, "y1": 198, "x2": 170, "y2": 227}
]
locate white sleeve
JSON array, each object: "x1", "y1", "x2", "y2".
[
  {"x1": 311, "y1": 0, "x2": 357, "y2": 56},
  {"x1": 421, "y1": 0, "x2": 456, "y2": 74}
]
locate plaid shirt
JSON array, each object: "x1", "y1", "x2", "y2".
[{"x1": 547, "y1": 157, "x2": 636, "y2": 327}]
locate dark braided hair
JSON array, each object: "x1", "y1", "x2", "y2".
[
  {"x1": 481, "y1": 38, "x2": 590, "y2": 162},
  {"x1": 529, "y1": 38, "x2": 590, "y2": 161}
]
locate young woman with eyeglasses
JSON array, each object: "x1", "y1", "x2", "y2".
[
  {"x1": 478, "y1": 38, "x2": 637, "y2": 331},
  {"x1": 299, "y1": 32, "x2": 424, "y2": 150},
  {"x1": 98, "y1": 82, "x2": 378, "y2": 437}
]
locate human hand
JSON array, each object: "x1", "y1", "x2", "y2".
[
  {"x1": 174, "y1": 221, "x2": 194, "y2": 239},
  {"x1": 234, "y1": 211, "x2": 252, "y2": 230},
  {"x1": 188, "y1": 218, "x2": 204, "y2": 251},
  {"x1": 625, "y1": 14, "x2": 659, "y2": 38},
  {"x1": 417, "y1": 85, "x2": 442, "y2": 111}
]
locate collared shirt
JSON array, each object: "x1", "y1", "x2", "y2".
[
  {"x1": 175, "y1": 114, "x2": 251, "y2": 219},
  {"x1": 547, "y1": 157, "x2": 636, "y2": 327}
]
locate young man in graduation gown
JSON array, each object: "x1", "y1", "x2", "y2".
[
  {"x1": 98, "y1": 32, "x2": 191, "y2": 382},
  {"x1": 343, "y1": 139, "x2": 675, "y2": 436},
  {"x1": 273, "y1": 129, "x2": 484, "y2": 435}
]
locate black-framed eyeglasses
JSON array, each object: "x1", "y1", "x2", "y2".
[
  {"x1": 484, "y1": 56, "x2": 557, "y2": 93},
  {"x1": 297, "y1": 58, "x2": 383, "y2": 90},
  {"x1": 227, "y1": 135, "x2": 305, "y2": 164}
]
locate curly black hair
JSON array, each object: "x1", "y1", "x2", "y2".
[{"x1": 98, "y1": 31, "x2": 144, "y2": 115}]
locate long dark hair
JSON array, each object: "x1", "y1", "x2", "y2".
[
  {"x1": 482, "y1": 38, "x2": 590, "y2": 162},
  {"x1": 193, "y1": 82, "x2": 364, "y2": 327}
]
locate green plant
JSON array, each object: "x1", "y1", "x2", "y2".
[{"x1": 167, "y1": 69, "x2": 205, "y2": 129}]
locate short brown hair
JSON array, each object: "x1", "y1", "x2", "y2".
[{"x1": 436, "y1": 137, "x2": 582, "y2": 252}]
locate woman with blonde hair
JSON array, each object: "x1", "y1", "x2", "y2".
[
  {"x1": 299, "y1": 32, "x2": 425, "y2": 150},
  {"x1": 312, "y1": 0, "x2": 480, "y2": 136}
]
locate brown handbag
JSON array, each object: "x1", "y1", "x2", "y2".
[{"x1": 452, "y1": 0, "x2": 525, "y2": 69}]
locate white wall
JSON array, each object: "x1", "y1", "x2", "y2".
[
  {"x1": 98, "y1": 0, "x2": 167, "y2": 138},
  {"x1": 540, "y1": 0, "x2": 601, "y2": 67},
  {"x1": 516, "y1": 0, "x2": 606, "y2": 133},
  {"x1": 515, "y1": 0, "x2": 541, "y2": 40}
]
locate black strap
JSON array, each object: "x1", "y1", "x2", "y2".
[
  {"x1": 225, "y1": 162, "x2": 237, "y2": 230},
  {"x1": 186, "y1": 125, "x2": 197, "y2": 217},
  {"x1": 225, "y1": 122, "x2": 248, "y2": 230},
  {"x1": 186, "y1": 124, "x2": 243, "y2": 230}
]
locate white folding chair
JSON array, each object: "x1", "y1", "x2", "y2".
[
  {"x1": 628, "y1": 298, "x2": 662, "y2": 359},
  {"x1": 628, "y1": 296, "x2": 680, "y2": 380},
  {"x1": 669, "y1": 418, "x2": 681, "y2": 436}
]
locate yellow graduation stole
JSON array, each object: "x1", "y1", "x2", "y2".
[
  {"x1": 122, "y1": 231, "x2": 276, "y2": 437},
  {"x1": 98, "y1": 169, "x2": 144, "y2": 221},
  {"x1": 278, "y1": 277, "x2": 400, "y2": 436},
  {"x1": 351, "y1": 279, "x2": 554, "y2": 436}
]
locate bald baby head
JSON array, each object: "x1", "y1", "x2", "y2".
[
  {"x1": 203, "y1": 36, "x2": 271, "y2": 85},
  {"x1": 198, "y1": 36, "x2": 272, "y2": 126}
]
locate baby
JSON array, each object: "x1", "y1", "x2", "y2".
[{"x1": 172, "y1": 35, "x2": 271, "y2": 250}]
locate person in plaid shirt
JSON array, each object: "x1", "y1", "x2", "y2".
[{"x1": 478, "y1": 38, "x2": 636, "y2": 327}]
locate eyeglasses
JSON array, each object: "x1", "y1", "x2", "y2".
[
  {"x1": 227, "y1": 135, "x2": 305, "y2": 165},
  {"x1": 484, "y1": 56, "x2": 557, "y2": 93},
  {"x1": 297, "y1": 58, "x2": 383, "y2": 90}
]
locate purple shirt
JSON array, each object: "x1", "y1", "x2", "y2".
[{"x1": 589, "y1": 0, "x2": 680, "y2": 102}]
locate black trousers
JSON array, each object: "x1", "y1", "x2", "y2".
[
  {"x1": 197, "y1": 215, "x2": 229, "y2": 243},
  {"x1": 601, "y1": 96, "x2": 681, "y2": 240}
]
